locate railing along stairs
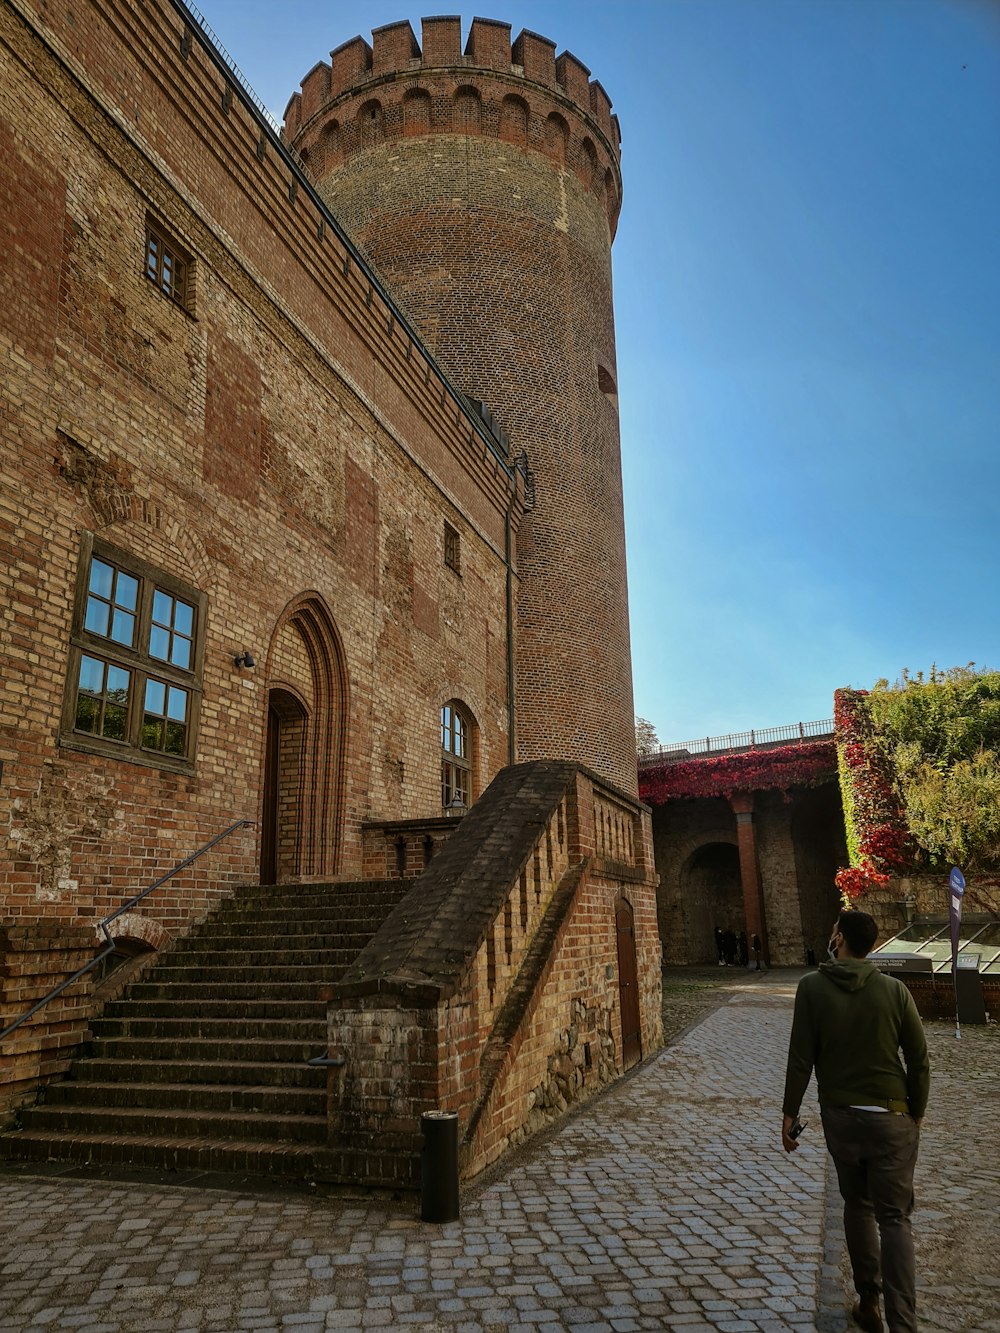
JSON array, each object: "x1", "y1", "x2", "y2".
[{"x1": 0, "y1": 819, "x2": 254, "y2": 1043}]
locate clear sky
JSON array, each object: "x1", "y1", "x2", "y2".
[{"x1": 195, "y1": 0, "x2": 1000, "y2": 746}]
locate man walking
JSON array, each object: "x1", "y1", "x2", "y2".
[{"x1": 781, "y1": 910, "x2": 929, "y2": 1333}]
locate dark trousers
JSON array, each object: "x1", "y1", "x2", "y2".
[{"x1": 821, "y1": 1106, "x2": 920, "y2": 1333}]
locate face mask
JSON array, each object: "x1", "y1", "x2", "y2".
[{"x1": 827, "y1": 937, "x2": 839, "y2": 961}]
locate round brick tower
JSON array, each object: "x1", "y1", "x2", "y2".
[{"x1": 284, "y1": 16, "x2": 638, "y2": 795}]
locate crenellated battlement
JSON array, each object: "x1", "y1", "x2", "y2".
[{"x1": 283, "y1": 16, "x2": 622, "y2": 230}]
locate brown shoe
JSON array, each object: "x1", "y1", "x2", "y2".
[{"x1": 851, "y1": 1295, "x2": 884, "y2": 1333}]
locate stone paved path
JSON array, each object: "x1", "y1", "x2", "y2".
[{"x1": 0, "y1": 970, "x2": 996, "y2": 1332}]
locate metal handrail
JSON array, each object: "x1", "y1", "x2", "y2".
[
  {"x1": 0, "y1": 819, "x2": 254, "y2": 1044},
  {"x1": 638, "y1": 718, "x2": 835, "y2": 766}
]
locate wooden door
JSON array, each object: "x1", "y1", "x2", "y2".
[
  {"x1": 616, "y1": 897, "x2": 642, "y2": 1069},
  {"x1": 260, "y1": 705, "x2": 280, "y2": 885}
]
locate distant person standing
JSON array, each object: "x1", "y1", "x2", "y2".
[
  {"x1": 722, "y1": 928, "x2": 737, "y2": 967},
  {"x1": 781, "y1": 910, "x2": 929, "y2": 1333},
  {"x1": 752, "y1": 932, "x2": 762, "y2": 971},
  {"x1": 738, "y1": 930, "x2": 748, "y2": 967},
  {"x1": 714, "y1": 926, "x2": 725, "y2": 966}
]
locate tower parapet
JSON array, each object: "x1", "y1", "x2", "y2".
[
  {"x1": 284, "y1": 17, "x2": 638, "y2": 795},
  {"x1": 284, "y1": 17, "x2": 622, "y2": 237}
]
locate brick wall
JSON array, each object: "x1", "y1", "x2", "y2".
[
  {"x1": 0, "y1": 922, "x2": 95, "y2": 1124},
  {"x1": 1, "y1": 0, "x2": 521, "y2": 944},
  {"x1": 286, "y1": 17, "x2": 638, "y2": 796}
]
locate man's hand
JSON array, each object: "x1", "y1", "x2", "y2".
[{"x1": 781, "y1": 1114, "x2": 800, "y2": 1153}]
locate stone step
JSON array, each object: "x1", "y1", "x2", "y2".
[
  {"x1": 0, "y1": 876, "x2": 412, "y2": 1188},
  {"x1": 44, "y1": 1079, "x2": 326, "y2": 1117},
  {"x1": 0, "y1": 1128, "x2": 319, "y2": 1179},
  {"x1": 101, "y1": 997, "x2": 328, "y2": 1020},
  {"x1": 173, "y1": 932, "x2": 374, "y2": 954},
  {"x1": 143, "y1": 963, "x2": 345, "y2": 984},
  {"x1": 187, "y1": 917, "x2": 383, "y2": 938},
  {"x1": 19, "y1": 1102, "x2": 327, "y2": 1145},
  {"x1": 126, "y1": 981, "x2": 325, "y2": 1002},
  {"x1": 154, "y1": 948, "x2": 352, "y2": 968},
  {"x1": 90, "y1": 1036, "x2": 322, "y2": 1063},
  {"x1": 221, "y1": 882, "x2": 407, "y2": 909},
  {"x1": 80, "y1": 1058, "x2": 327, "y2": 1089},
  {"x1": 90, "y1": 1016, "x2": 326, "y2": 1041}
]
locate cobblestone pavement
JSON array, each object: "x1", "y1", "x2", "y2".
[{"x1": 0, "y1": 969, "x2": 996, "y2": 1332}]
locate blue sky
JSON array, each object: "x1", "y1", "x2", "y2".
[{"x1": 196, "y1": 0, "x2": 1000, "y2": 746}]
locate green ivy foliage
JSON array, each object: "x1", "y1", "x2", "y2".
[
  {"x1": 864, "y1": 665, "x2": 1000, "y2": 870},
  {"x1": 836, "y1": 736, "x2": 861, "y2": 868}
]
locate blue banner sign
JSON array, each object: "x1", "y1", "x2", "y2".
[{"x1": 949, "y1": 866, "x2": 966, "y2": 974}]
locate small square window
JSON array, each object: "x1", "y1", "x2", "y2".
[
  {"x1": 444, "y1": 522, "x2": 461, "y2": 574},
  {"x1": 145, "y1": 220, "x2": 192, "y2": 312}
]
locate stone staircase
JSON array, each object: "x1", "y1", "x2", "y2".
[{"x1": 0, "y1": 879, "x2": 410, "y2": 1182}]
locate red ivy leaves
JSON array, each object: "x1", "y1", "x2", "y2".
[
  {"x1": 835, "y1": 687, "x2": 913, "y2": 895},
  {"x1": 639, "y1": 739, "x2": 837, "y2": 804},
  {"x1": 835, "y1": 865, "x2": 890, "y2": 901}
]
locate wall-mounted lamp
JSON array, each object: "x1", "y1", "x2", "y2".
[
  {"x1": 234, "y1": 650, "x2": 257, "y2": 670},
  {"x1": 447, "y1": 792, "x2": 466, "y2": 817}
]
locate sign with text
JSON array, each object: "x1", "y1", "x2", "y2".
[{"x1": 872, "y1": 953, "x2": 933, "y2": 973}]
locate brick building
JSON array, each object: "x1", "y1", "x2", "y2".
[{"x1": 0, "y1": 0, "x2": 660, "y2": 1185}]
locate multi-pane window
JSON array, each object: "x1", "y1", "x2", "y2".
[
  {"x1": 441, "y1": 701, "x2": 473, "y2": 809},
  {"x1": 145, "y1": 221, "x2": 191, "y2": 311},
  {"x1": 63, "y1": 537, "x2": 205, "y2": 769}
]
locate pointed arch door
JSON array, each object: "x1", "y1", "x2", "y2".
[{"x1": 261, "y1": 594, "x2": 348, "y2": 883}]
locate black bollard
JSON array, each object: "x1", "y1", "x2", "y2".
[{"x1": 421, "y1": 1110, "x2": 460, "y2": 1223}]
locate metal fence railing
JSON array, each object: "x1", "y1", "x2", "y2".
[{"x1": 638, "y1": 719, "x2": 834, "y2": 767}]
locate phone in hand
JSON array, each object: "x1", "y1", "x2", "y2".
[{"x1": 789, "y1": 1117, "x2": 807, "y2": 1140}]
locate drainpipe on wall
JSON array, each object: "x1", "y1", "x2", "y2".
[{"x1": 505, "y1": 502, "x2": 515, "y2": 768}]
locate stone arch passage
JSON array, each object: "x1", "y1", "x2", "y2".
[{"x1": 682, "y1": 842, "x2": 743, "y2": 965}]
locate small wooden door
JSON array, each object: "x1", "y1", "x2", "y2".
[
  {"x1": 260, "y1": 705, "x2": 280, "y2": 885},
  {"x1": 616, "y1": 897, "x2": 642, "y2": 1068}
]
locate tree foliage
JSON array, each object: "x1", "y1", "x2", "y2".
[
  {"x1": 635, "y1": 716, "x2": 661, "y2": 757},
  {"x1": 864, "y1": 665, "x2": 1000, "y2": 870}
]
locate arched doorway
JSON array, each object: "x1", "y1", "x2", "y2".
[
  {"x1": 261, "y1": 689, "x2": 308, "y2": 885},
  {"x1": 681, "y1": 842, "x2": 743, "y2": 964},
  {"x1": 261, "y1": 594, "x2": 348, "y2": 883}
]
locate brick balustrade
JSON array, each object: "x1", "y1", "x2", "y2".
[{"x1": 321, "y1": 760, "x2": 661, "y2": 1187}]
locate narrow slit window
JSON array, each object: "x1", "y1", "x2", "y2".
[{"x1": 444, "y1": 521, "x2": 461, "y2": 574}]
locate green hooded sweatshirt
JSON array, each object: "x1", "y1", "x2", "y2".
[{"x1": 782, "y1": 958, "x2": 930, "y2": 1119}]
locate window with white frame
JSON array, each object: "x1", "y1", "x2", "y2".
[{"x1": 440, "y1": 701, "x2": 473, "y2": 809}]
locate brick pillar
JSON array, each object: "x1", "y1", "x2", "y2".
[{"x1": 729, "y1": 792, "x2": 769, "y2": 965}]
